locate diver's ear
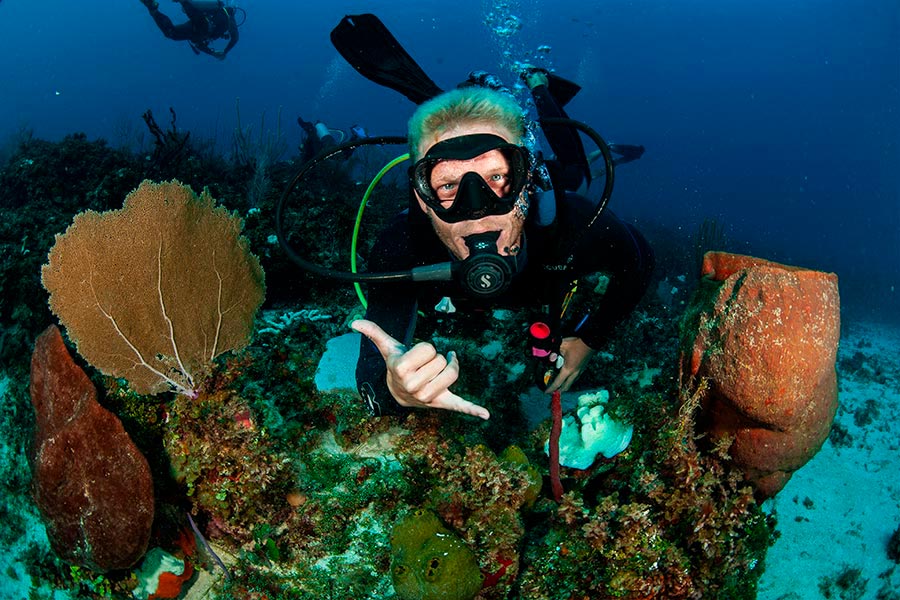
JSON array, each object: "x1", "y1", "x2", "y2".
[{"x1": 414, "y1": 192, "x2": 430, "y2": 214}]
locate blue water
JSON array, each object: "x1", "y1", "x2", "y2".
[{"x1": 1, "y1": 0, "x2": 898, "y2": 321}]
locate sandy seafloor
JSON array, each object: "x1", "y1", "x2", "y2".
[
  {"x1": 0, "y1": 319, "x2": 898, "y2": 599},
  {"x1": 757, "y1": 321, "x2": 900, "y2": 600}
]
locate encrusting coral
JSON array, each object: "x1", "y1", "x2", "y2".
[
  {"x1": 41, "y1": 179, "x2": 265, "y2": 397},
  {"x1": 163, "y1": 385, "x2": 294, "y2": 542},
  {"x1": 515, "y1": 381, "x2": 773, "y2": 599}
]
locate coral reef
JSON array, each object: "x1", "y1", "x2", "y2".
[
  {"x1": 0, "y1": 133, "x2": 780, "y2": 599},
  {"x1": 163, "y1": 386, "x2": 294, "y2": 542},
  {"x1": 514, "y1": 379, "x2": 772, "y2": 600},
  {"x1": 0, "y1": 132, "x2": 138, "y2": 211}
]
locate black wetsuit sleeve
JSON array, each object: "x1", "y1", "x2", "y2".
[
  {"x1": 356, "y1": 284, "x2": 417, "y2": 417},
  {"x1": 560, "y1": 204, "x2": 655, "y2": 348},
  {"x1": 355, "y1": 217, "x2": 418, "y2": 417}
]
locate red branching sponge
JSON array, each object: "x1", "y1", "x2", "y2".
[{"x1": 548, "y1": 390, "x2": 564, "y2": 502}]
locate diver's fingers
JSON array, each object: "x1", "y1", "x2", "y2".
[
  {"x1": 431, "y1": 390, "x2": 491, "y2": 420},
  {"x1": 545, "y1": 370, "x2": 577, "y2": 394},
  {"x1": 544, "y1": 373, "x2": 562, "y2": 393},
  {"x1": 351, "y1": 319, "x2": 406, "y2": 360},
  {"x1": 400, "y1": 351, "x2": 487, "y2": 418},
  {"x1": 411, "y1": 350, "x2": 459, "y2": 400},
  {"x1": 401, "y1": 349, "x2": 448, "y2": 392}
]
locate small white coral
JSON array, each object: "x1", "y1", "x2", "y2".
[
  {"x1": 545, "y1": 390, "x2": 633, "y2": 470},
  {"x1": 258, "y1": 308, "x2": 332, "y2": 335}
]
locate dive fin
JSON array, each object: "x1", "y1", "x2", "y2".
[
  {"x1": 330, "y1": 14, "x2": 444, "y2": 105},
  {"x1": 545, "y1": 73, "x2": 581, "y2": 108}
]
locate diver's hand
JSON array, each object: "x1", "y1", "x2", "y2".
[
  {"x1": 545, "y1": 336, "x2": 595, "y2": 394},
  {"x1": 351, "y1": 319, "x2": 490, "y2": 420}
]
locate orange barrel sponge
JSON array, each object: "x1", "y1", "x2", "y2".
[{"x1": 680, "y1": 252, "x2": 840, "y2": 499}]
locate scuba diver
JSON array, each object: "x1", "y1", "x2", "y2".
[
  {"x1": 297, "y1": 117, "x2": 368, "y2": 164},
  {"x1": 277, "y1": 14, "x2": 653, "y2": 419},
  {"x1": 139, "y1": 0, "x2": 239, "y2": 60}
]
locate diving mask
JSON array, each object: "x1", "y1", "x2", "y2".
[{"x1": 410, "y1": 133, "x2": 530, "y2": 223}]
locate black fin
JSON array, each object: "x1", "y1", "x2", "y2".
[
  {"x1": 330, "y1": 14, "x2": 444, "y2": 105},
  {"x1": 545, "y1": 73, "x2": 581, "y2": 107}
]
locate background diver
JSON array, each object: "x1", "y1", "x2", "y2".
[
  {"x1": 140, "y1": 0, "x2": 239, "y2": 60},
  {"x1": 297, "y1": 117, "x2": 368, "y2": 164}
]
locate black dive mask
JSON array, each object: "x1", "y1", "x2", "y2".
[{"x1": 411, "y1": 133, "x2": 530, "y2": 223}]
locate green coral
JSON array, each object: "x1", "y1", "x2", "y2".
[{"x1": 390, "y1": 509, "x2": 484, "y2": 600}]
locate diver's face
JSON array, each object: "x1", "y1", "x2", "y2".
[
  {"x1": 429, "y1": 149, "x2": 513, "y2": 205},
  {"x1": 415, "y1": 123, "x2": 527, "y2": 260}
]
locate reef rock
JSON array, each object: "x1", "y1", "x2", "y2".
[
  {"x1": 30, "y1": 325, "x2": 154, "y2": 571},
  {"x1": 680, "y1": 252, "x2": 840, "y2": 498}
]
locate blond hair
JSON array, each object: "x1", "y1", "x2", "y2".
[{"x1": 407, "y1": 87, "x2": 525, "y2": 160}]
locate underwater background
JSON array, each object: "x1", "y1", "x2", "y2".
[{"x1": 0, "y1": 0, "x2": 899, "y2": 599}]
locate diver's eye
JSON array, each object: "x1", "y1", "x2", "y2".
[
  {"x1": 486, "y1": 172, "x2": 511, "y2": 195},
  {"x1": 436, "y1": 182, "x2": 457, "y2": 201}
]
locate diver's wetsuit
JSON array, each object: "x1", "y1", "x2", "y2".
[{"x1": 355, "y1": 191, "x2": 655, "y2": 417}]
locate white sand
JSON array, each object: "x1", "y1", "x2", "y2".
[{"x1": 758, "y1": 321, "x2": 900, "y2": 599}]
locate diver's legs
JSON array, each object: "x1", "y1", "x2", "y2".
[
  {"x1": 179, "y1": 1, "x2": 203, "y2": 22},
  {"x1": 526, "y1": 75, "x2": 590, "y2": 192},
  {"x1": 141, "y1": 1, "x2": 197, "y2": 40},
  {"x1": 152, "y1": 14, "x2": 195, "y2": 40}
]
